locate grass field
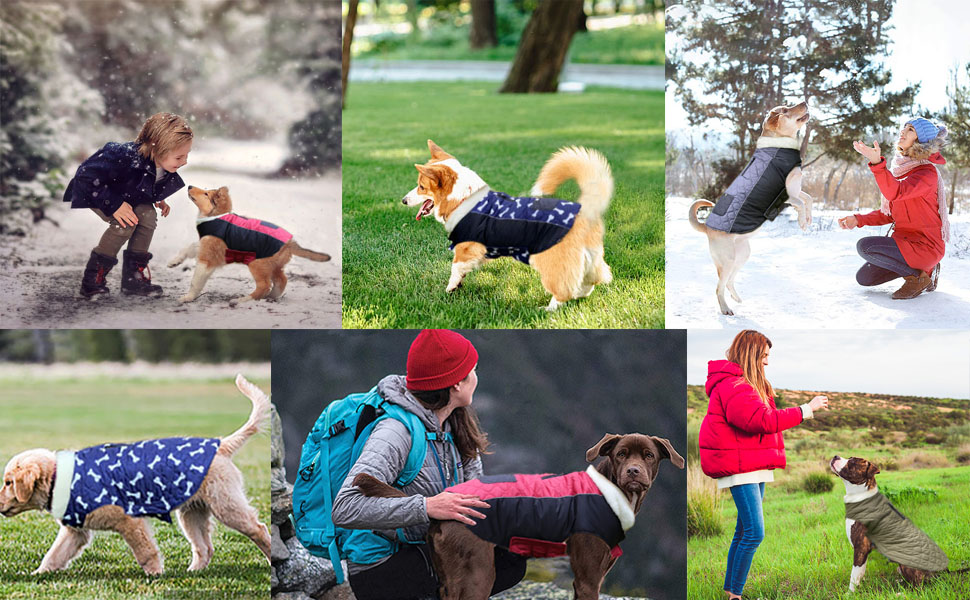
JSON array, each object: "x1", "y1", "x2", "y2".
[
  {"x1": 354, "y1": 22, "x2": 665, "y2": 65},
  {"x1": 688, "y1": 467, "x2": 970, "y2": 599},
  {"x1": 0, "y1": 378, "x2": 270, "y2": 600},
  {"x1": 342, "y1": 82, "x2": 664, "y2": 328}
]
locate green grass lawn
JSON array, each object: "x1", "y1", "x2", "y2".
[
  {"x1": 342, "y1": 82, "x2": 664, "y2": 328},
  {"x1": 0, "y1": 378, "x2": 270, "y2": 600},
  {"x1": 354, "y1": 22, "x2": 665, "y2": 65},
  {"x1": 688, "y1": 467, "x2": 970, "y2": 599}
]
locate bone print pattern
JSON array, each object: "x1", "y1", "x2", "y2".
[{"x1": 60, "y1": 437, "x2": 220, "y2": 527}]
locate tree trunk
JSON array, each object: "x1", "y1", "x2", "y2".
[
  {"x1": 469, "y1": 0, "x2": 497, "y2": 49},
  {"x1": 406, "y1": 0, "x2": 419, "y2": 38},
  {"x1": 341, "y1": 0, "x2": 360, "y2": 109},
  {"x1": 823, "y1": 164, "x2": 838, "y2": 204},
  {"x1": 949, "y1": 167, "x2": 959, "y2": 214},
  {"x1": 500, "y1": 0, "x2": 584, "y2": 93},
  {"x1": 31, "y1": 330, "x2": 54, "y2": 364},
  {"x1": 832, "y1": 163, "x2": 850, "y2": 207}
]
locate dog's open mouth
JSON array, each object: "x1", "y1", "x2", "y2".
[{"x1": 416, "y1": 198, "x2": 434, "y2": 221}]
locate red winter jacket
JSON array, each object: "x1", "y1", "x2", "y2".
[
  {"x1": 698, "y1": 360, "x2": 804, "y2": 479},
  {"x1": 854, "y1": 155, "x2": 945, "y2": 273}
]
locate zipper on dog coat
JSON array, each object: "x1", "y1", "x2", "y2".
[
  {"x1": 52, "y1": 437, "x2": 220, "y2": 527},
  {"x1": 844, "y1": 491, "x2": 948, "y2": 572},
  {"x1": 706, "y1": 146, "x2": 801, "y2": 234},
  {"x1": 196, "y1": 214, "x2": 293, "y2": 263},
  {"x1": 448, "y1": 190, "x2": 580, "y2": 263},
  {"x1": 444, "y1": 466, "x2": 632, "y2": 558}
]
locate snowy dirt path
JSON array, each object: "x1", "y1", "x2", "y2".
[
  {"x1": 665, "y1": 196, "x2": 970, "y2": 329},
  {"x1": 1, "y1": 139, "x2": 341, "y2": 329}
]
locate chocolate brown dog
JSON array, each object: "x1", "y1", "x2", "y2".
[{"x1": 354, "y1": 433, "x2": 684, "y2": 600}]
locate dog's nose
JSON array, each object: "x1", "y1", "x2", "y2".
[
  {"x1": 188, "y1": 185, "x2": 195, "y2": 190},
  {"x1": 401, "y1": 197, "x2": 408, "y2": 205},
  {"x1": 626, "y1": 465, "x2": 642, "y2": 478}
]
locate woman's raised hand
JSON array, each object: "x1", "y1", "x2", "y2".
[
  {"x1": 426, "y1": 491, "x2": 490, "y2": 526},
  {"x1": 808, "y1": 395, "x2": 829, "y2": 412},
  {"x1": 852, "y1": 140, "x2": 881, "y2": 165}
]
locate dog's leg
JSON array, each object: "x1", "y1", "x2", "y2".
[
  {"x1": 785, "y1": 168, "x2": 813, "y2": 230},
  {"x1": 847, "y1": 519, "x2": 873, "y2": 592},
  {"x1": 115, "y1": 516, "x2": 165, "y2": 575},
  {"x1": 167, "y1": 241, "x2": 199, "y2": 268},
  {"x1": 725, "y1": 237, "x2": 750, "y2": 304},
  {"x1": 232, "y1": 263, "x2": 273, "y2": 305},
  {"x1": 33, "y1": 526, "x2": 94, "y2": 574},
  {"x1": 176, "y1": 503, "x2": 215, "y2": 571},
  {"x1": 897, "y1": 565, "x2": 930, "y2": 586},
  {"x1": 430, "y1": 523, "x2": 495, "y2": 600},
  {"x1": 708, "y1": 236, "x2": 736, "y2": 315},
  {"x1": 567, "y1": 533, "x2": 614, "y2": 600},
  {"x1": 205, "y1": 468, "x2": 271, "y2": 561},
  {"x1": 447, "y1": 242, "x2": 487, "y2": 293},
  {"x1": 267, "y1": 268, "x2": 287, "y2": 300},
  {"x1": 179, "y1": 262, "x2": 216, "y2": 303}
]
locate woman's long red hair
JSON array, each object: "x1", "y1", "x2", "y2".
[{"x1": 726, "y1": 330, "x2": 773, "y2": 403}]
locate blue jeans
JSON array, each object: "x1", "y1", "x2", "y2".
[
  {"x1": 724, "y1": 483, "x2": 766, "y2": 596},
  {"x1": 855, "y1": 236, "x2": 919, "y2": 285}
]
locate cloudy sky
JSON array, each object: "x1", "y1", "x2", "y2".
[
  {"x1": 687, "y1": 330, "x2": 969, "y2": 399},
  {"x1": 666, "y1": 0, "x2": 970, "y2": 132}
]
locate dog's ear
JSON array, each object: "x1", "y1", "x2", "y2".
[
  {"x1": 586, "y1": 434, "x2": 622, "y2": 462},
  {"x1": 216, "y1": 186, "x2": 229, "y2": 198},
  {"x1": 415, "y1": 163, "x2": 451, "y2": 187},
  {"x1": 13, "y1": 463, "x2": 40, "y2": 503},
  {"x1": 865, "y1": 462, "x2": 880, "y2": 478},
  {"x1": 427, "y1": 139, "x2": 454, "y2": 161},
  {"x1": 651, "y1": 436, "x2": 685, "y2": 469}
]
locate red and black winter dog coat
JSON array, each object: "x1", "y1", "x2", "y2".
[
  {"x1": 196, "y1": 214, "x2": 293, "y2": 264},
  {"x1": 444, "y1": 466, "x2": 631, "y2": 558}
]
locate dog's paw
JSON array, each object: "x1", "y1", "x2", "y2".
[
  {"x1": 166, "y1": 259, "x2": 182, "y2": 268},
  {"x1": 445, "y1": 282, "x2": 462, "y2": 293},
  {"x1": 178, "y1": 294, "x2": 195, "y2": 304}
]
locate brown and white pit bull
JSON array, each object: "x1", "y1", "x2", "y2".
[
  {"x1": 830, "y1": 455, "x2": 949, "y2": 592},
  {"x1": 354, "y1": 433, "x2": 684, "y2": 600}
]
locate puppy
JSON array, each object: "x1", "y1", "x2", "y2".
[
  {"x1": 170, "y1": 186, "x2": 330, "y2": 304},
  {"x1": 830, "y1": 455, "x2": 948, "y2": 591},
  {"x1": 355, "y1": 433, "x2": 684, "y2": 600},
  {"x1": 0, "y1": 375, "x2": 271, "y2": 575},
  {"x1": 688, "y1": 102, "x2": 814, "y2": 315},
  {"x1": 402, "y1": 140, "x2": 614, "y2": 311}
]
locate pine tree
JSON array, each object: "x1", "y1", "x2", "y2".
[{"x1": 938, "y1": 65, "x2": 970, "y2": 214}]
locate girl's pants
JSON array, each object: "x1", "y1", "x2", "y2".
[
  {"x1": 91, "y1": 204, "x2": 157, "y2": 257},
  {"x1": 724, "y1": 482, "x2": 765, "y2": 596},
  {"x1": 348, "y1": 543, "x2": 527, "y2": 600},
  {"x1": 855, "y1": 236, "x2": 919, "y2": 286}
]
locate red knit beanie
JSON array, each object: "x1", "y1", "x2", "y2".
[{"x1": 406, "y1": 329, "x2": 479, "y2": 391}]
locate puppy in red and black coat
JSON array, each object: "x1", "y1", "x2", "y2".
[{"x1": 354, "y1": 432, "x2": 684, "y2": 600}]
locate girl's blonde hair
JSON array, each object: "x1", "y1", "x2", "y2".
[
  {"x1": 136, "y1": 112, "x2": 193, "y2": 162},
  {"x1": 726, "y1": 329, "x2": 774, "y2": 403}
]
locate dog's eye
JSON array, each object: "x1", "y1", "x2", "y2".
[{"x1": 645, "y1": 452, "x2": 654, "y2": 459}]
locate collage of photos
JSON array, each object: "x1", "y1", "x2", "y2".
[{"x1": 0, "y1": 1, "x2": 967, "y2": 600}]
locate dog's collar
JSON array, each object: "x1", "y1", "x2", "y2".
[
  {"x1": 756, "y1": 136, "x2": 802, "y2": 151},
  {"x1": 844, "y1": 484, "x2": 879, "y2": 504},
  {"x1": 196, "y1": 213, "x2": 232, "y2": 224},
  {"x1": 443, "y1": 186, "x2": 490, "y2": 233},
  {"x1": 586, "y1": 465, "x2": 635, "y2": 531},
  {"x1": 50, "y1": 450, "x2": 75, "y2": 521}
]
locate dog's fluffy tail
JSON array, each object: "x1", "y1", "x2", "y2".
[
  {"x1": 290, "y1": 241, "x2": 332, "y2": 262},
  {"x1": 530, "y1": 146, "x2": 613, "y2": 219},
  {"x1": 219, "y1": 374, "x2": 270, "y2": 457},
  {"x1": 353, "y1": 473, "x2": 407, "y2": 498},
  {"x1": 688, "y1": 200, "x2": 714, "y2": 233}
]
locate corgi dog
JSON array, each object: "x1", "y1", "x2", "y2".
[
  {"x1": 403, "y1": 140, "x2": 613, "y2": 311},
  {"x1": 169, "y1": 186, "x2": 330, "y2": 304}
]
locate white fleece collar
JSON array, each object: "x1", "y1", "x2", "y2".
[
  {"x1": 50, "y1": 450, "x2": 75, "y2": 521},
  {"x1": 843, "y1": 483, "x2": 879, "y2": 504},
  {"x1": 196, "y1": 213, "x2": 231, "y2": 224},
  {"x1": 442, "y1": 186, "x2": 490, "y2": 232},
  {"x1": 586, "y1": 465, "x2": 636, "y2": 531},
  {"x1": 756, "y1": 135, "x2": 802, "y2": 150}
]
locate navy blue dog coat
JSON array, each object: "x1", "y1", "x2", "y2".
[
  {"x1": 52, "y1": 437, "x2": 220, "y2": 527},
  {"x1": 706, "y1": 146, "x2": 801, "y2": 234},
  {"x1": 448, "y1": 190, "x2": 581, "y2": 263}
]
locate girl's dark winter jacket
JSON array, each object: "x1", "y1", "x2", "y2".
[
  {"x1": 63, "y1": 142, "x2": 185, "y2": 215},
  {"x1": 698, "y1": 360, "x2": 804, "y2": 479}
]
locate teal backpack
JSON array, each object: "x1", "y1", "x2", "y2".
[{"x1": 292, "y1": 386, "x2": 451, "y2": 584}]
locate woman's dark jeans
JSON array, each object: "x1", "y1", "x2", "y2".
[
  {"x1": 855, "y1": 236, "x2": 920, "y2": 286},
  {"x1": 348, "y1": 543, "x2": 527, "y2": 600}
]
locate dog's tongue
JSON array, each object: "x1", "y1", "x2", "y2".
[{"x1": 416, "y1": 199, "x2": 434, "y2": 221}]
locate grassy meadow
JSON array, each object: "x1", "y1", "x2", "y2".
[
  {"x1": 686, "y1": 385, "x2": 970, "y2": 599},
  {"x1": 0, "y1": 377, "x2": 270, "y2": 600},
  {"x1": 342, "y1": 82, "x2": 664, "y2": 328}
]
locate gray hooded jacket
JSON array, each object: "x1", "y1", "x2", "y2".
[{"x1": 330, "y1": 375, "x2": 483, "y2": 573}]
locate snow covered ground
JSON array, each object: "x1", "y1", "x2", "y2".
[
  {"x1": 0, "y1": 139, "x2": 341, "y2": 329},
  {"x1": 666, "y1": 196, "x2": 970, "y2": 328}
]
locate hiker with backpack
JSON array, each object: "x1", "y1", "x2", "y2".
[{"x1": 293, "y1": 329, "x2": 527, "y2": 599}]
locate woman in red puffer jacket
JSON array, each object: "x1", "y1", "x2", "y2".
[{"x1": 698, "y1": 330, "x2": 829, "y2": 600}]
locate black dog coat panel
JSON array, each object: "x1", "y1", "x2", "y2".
[
  {"x1": 448, "y1": 191, "x2": 581, "y2": 264},
  {"x1": 444, "y1": 466, "x2": 633, "y2": 558},
  {"x1": 845, "y1": 492, "x2": 948, "y2": 572},
  {"x1": 706, "y1": 147, "x2": 801, "y2": 234},
  {"x1": 52, "y1": 437, "x2": 221, "y2": 527},
  {"x1": 196, "y1": 214, "x2": 293, "y2": 260}
]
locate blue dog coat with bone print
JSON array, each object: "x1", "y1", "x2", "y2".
[
  {"x1": 52, "y1": 437, "x2": 220, "y2": 527},
  {"x1": 448, "y1": 190, "x2": 581, "y2": 264}
]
